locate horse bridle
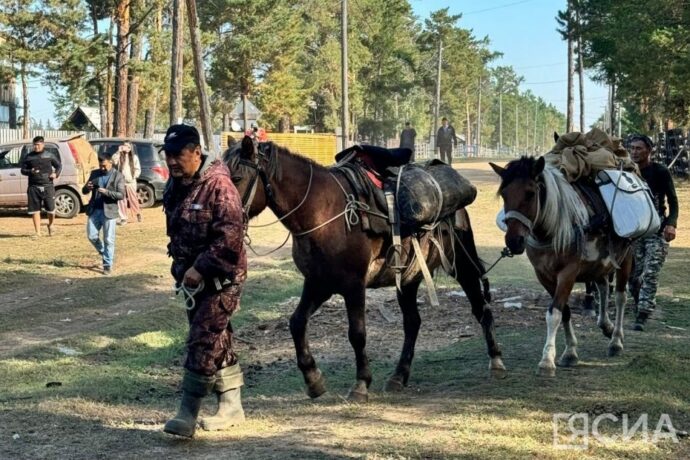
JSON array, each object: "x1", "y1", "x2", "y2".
[
  {"x1": 237, "y1": 142, "x2": 275, "y2": 216},
  {"x1": 503, "y1": 181, "x2": 543, "y2": 234}
]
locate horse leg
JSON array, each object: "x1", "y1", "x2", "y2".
[
  {"x1": 608, "y1": 255, "x2": 632, "y2": 357},
  {"x1": 343, "y1": 283, "x2": 372, "y2": 403},
  {"x1": 453, "y1": 228, "x2": 506, "y2": 377},
  {"x1": 289, "y1": 279, "x2": 332, "y2": 399},
  {"x1": 538, "y1": 268, "x2": 576, "y2": 377},
  {"x1": 582, "y1": 281, "x2": 597, "y2": 317},
  {"x1": 557, "y1": 304, "x2": 579, "y2": 367},
  {"x1": 384, "y1": 281, "x2": 421, "y2": 392},
  {"x1": 596, "y1": 278, "x2": 614, "y2": 338}
]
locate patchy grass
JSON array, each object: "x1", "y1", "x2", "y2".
[{"x1": 0, "y1": 164, "x2": 688, "y2": 459}]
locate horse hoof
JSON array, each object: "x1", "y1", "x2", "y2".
[
  {"x1": 600, "y1": 324, "x2": 614, "y2": 339},
  {"x1": 347, "y1": 381, "x2": 369, "y2": 403},
  {"x1": 489, "y1": 366, "x2": 508, "y2": 379},
  {"x1": 383, "y1": 376, "x2": 405, "y2": 393},
  {"x1": 607, "y1": 345, "x2": 623, "y2": 357},
  {"x1": 537, "y1": 366, "x2": 556, "y2": 378},
  {"x1": 306, "y1": 374, "x2": 327, "y2": 399},
  {"x1": 557, "y1": 355, "x2": 579, "y2": 368}
]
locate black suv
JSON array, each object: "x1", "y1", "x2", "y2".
[{"x1": 89, "y1": 138, "x2": 169, "y2": 207}]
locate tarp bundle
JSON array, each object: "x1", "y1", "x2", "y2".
[{"x1": 544, "y1": 127, "x2": 638, "y2": 182}]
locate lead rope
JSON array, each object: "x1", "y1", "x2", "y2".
[{"x1": 174, "y1": 280, "x2": 206, "y2": 311}]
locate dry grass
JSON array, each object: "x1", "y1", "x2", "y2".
[{"x1": 0, "y1": 162, "x2": 688, "y2": 459}]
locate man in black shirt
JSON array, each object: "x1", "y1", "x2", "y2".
[
  {"x1": 629, "y1": 134, "x2": 679, "y2": 331},
  {"x1": 20, "y1": 136, "x2": 61, "y2": 237},
  {"x1": 399, "y1": 122, "x2": 417, "y2": 161},
  {"x1": 436, "y1": 117, "x2": 457, "y2": 164}
]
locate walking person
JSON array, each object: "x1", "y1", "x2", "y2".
[
  {"x1": 399, "y1": 121, "x2": 417, "y2": 161},
  {"x1": 112, "y1": 142, "x2": 142, "y2": 224},
  {"x1": 83, "y1": 155, "x2": 125, "y2": 275},
  {"x1": 436, "y1": 117, "x2": 457, "y2": 164},
  {"x1": 161, "y1": 125, "x2": 248, "y2": 438},
  {"x1": 20, "y1": 136, "x2": 61, "y2": 237},
  {"x1": 629, "y1": 134, "x2": 679, "y2": 331}
]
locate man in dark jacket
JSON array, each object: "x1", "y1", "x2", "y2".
[
  {"x1": 82, "y1": 155, "x2": 125, "y2": 275},
  {"x1": 20, "y1": 136, "x2": 62, "y2": 237},
  {"x1": 629, "y1": 134, "x2": 679, "y2": 331},
  {"x1": 162, "y1": 125, "x2": 247, "y2": 438},
  {"x1": 436, "y1": 117, "x2": 457, "y2": 164},
  {"x1": 399, "y1": 122, "x2": 417, "y2": 160}
]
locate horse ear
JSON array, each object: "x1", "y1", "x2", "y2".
[
  {"x1": 553, "y1": 132, "x2": 559, "y2": 143},
  {"x1": 240, "y1": 135, "x2": 255, "y2": 159},
  {"x1": 489, "y1": 162, "x2": 505, "y2": 177},
  {"x1": 533, "y1": 156, "x2": 545, "y2": 176}
]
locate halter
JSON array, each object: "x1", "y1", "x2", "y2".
[{"x1": 502, "y1": 182, "x2": 542, "y2": 234}]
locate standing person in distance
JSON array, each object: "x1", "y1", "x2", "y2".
[
  {"x1": 112, "y1": 142, "x2": 142, "y2": 224},
  {"x1": 162, "y1": 125, "x2": 248, "y2": 438},
  {"x1": 436, "y1": 117, "x2": 457, "y2": 164},
  {"x1": 628, "y1": 134, "x2": 679, "y2": 331},
  {"x1": 399, "y1": 121, "x2": 417, "y2": 161},
  {"x1": 20, "y1": 136, "x2": 62, "y2": 237},
  {"x1": 82, "y1": 155, "x2": 125, "y2": 275}
]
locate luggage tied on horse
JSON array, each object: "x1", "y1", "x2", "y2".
[
  {"x1": 334, "y1": 144, "x2": 478, "y2": 304},
  {"x1": 496, "y1": 128, "x2": 659, "y2": 241}
]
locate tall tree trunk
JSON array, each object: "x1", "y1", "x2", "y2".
[
  {"x1": 576, "y1": 5, "x2": 585, "y2": 132},
  {"x1": 20, "y1": 63, "x2": 29, "y2": 139},
  {"x1": 144, "y1": 3, "x2": 163, "y2": 138},
  {"x1": 105, "y1": 17, "x2": 115, "y2": 136},
  {"x1": 566, "y1": 0, "x2": 574, "y2": 132},
  {"x1": 114, "y1": 0, "x2": 130, "y2": 137},
  {"x1": 127, "y1": 7, "x2": 142, "y2": 137},
  {"x1": 170, "y1": 0, "x2": 184, "y2": 125},
  {"x1": 186, "y1": 0, "x2": 215, "y2": 153},
  {"x1": 465, "y1": 88, "x2": 471, "y2": 148},
  {"x1": 90, "y1": 4, "x2": 107, "y2": 136}
]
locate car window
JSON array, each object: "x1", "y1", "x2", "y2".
[
  {"x1": 133, "y1": 142, "x2": 154, "y2": 162},
  {"x1": 0, "y1": 145, "x2": 24, "y2": 169},
  {"x1": 90, "y1": 141, "x2": 121, "y2": 158}
]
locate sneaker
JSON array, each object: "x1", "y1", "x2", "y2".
[
  {"x1": 117, "y1": 219, "x2": 127, "y2": 226},
  {"x1": 137, "y1": 214, "x2": 142, "y2": 223},
  {"x1": 103, "y1": 267, "x2": 112, "y2": 276}
]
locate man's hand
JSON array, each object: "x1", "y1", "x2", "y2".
[
  {"x1": 97, "y1": 187, "x2": 108, "y2": 194},
  {"x1": 32, "y1": 168, "x2": 40, "y2": 175},
  {"x1": 49, "y1": 173, "x2": 56, "y2": 180},
  {"x1": 663, "y1": 225, "x2": 676, "y2": 242},
  {"x1": 86, "y1": 181, "x2": 94, "y2": 191},
  {"x1": 183, "y1": 266, "x2": 203, "y2": 287}
]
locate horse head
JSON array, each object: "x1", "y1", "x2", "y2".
[
  {"x1": 490, "y1": 156, "x2": 545, "y2": 254},
  {"x1": 224, "y1": 135, "x2": 273, "y2": 219}
]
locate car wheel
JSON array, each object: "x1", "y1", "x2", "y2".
[
  {"x1": 137, "y1": 183, "x2": 156, "y2": 208},
  {"x1": 54, "y1": 188, "x2": 80, "y2": 219}
]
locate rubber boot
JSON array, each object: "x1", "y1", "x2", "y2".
[
  {"x1": 164, "y1": 371, "x2": 216, "y2": 438},
  {"x1": 200, "y1": 364, "x2": 245, "y2": 431},
  {"x1": 632, "y1": 311, "x2": 649, "y2": 332}
]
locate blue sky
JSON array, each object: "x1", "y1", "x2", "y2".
[
  {"x1": 409, "y1": 0, "x2": 608, "y2": 128},
  {"x1": 28, "y1": 0, "x2": 607, "y2": 129}
]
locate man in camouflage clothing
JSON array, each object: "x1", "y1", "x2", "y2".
[
  {"x1": 629, "y1": 134, "x2": 679, "y2": 331},
  {"x1": 161, "y1": 125, "x2": 248, "y2": 438}
]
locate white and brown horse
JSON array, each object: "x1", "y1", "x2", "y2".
[{"x1": 491, "y1": 156, "x2": 633, "y2": 376}]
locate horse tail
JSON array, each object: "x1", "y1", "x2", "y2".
[{"x1": 453, "y1": 209, "x2": 491, "y2": 304}]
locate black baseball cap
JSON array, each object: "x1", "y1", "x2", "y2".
[{"x1": 161, "y1": 124, "x2": 201, "y2": 155}]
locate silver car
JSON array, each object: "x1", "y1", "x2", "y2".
[{"x1": 0, "y1": 134, "x2": 99, "y2": 218}]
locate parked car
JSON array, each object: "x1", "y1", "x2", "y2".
[
  {"x1": 0, "y1": 134, "x2": 99, "y2": 218},
  {"x1": 89, "y1": 138, "x2": 169, "y2": 208}
]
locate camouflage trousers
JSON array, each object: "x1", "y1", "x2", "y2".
[
  {"x1": 184, "y1": 284, "x2": 242, "y2": 376},
  {"x1": 631, "y1": 233, "x2": 669, "y2": 314}
]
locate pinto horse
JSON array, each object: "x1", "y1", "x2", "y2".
[
  {"x1": 225, "y1": 138, "x2": 506, "y2": 401},
  {"x1": 490, "y1": 156, "x2": 633, "y2": 377}
]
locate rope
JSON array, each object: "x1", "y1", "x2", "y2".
[
  {"x1": 174, "y1": 280, "x2": 205, "y2": 311},
  {"x1": 244, "y1": 230, "x2": 292, "y2": 257},
  {"x1": 248, "y1": 164, "x2": 314, "y2": 228}
]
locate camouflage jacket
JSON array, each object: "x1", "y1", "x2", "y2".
[{"x1": 163, "y1": 158, "x2": 247, "y2": 285}]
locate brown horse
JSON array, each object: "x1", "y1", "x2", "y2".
[
  {"x1": 490, "y1": 156, "x2": 633, "y2": 377},
  {"x1": 225, "y1": 138, "x2": 506, "y2": 401}
]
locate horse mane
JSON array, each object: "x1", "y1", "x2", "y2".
[
  {"x1": 538, "y1": 163, "x2": 589, "y2": 253},
  {"x1": 500, "y1": 156, "x2": 589, "y2": 253},
  {"x1": 225, "y1": 141, "x2": 328, "y2": 182}
]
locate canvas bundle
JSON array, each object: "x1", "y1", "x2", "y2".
[
  {"x1": 395, "y1": 161, "x2": 477, "y2": 226},
  {"x1": 596, "y1": 170, "x2": 660, "y2": 239}
]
